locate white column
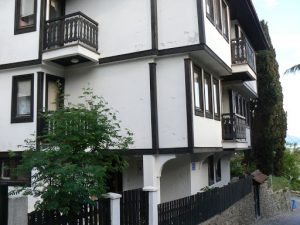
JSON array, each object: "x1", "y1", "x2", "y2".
[
  {"x1": 143, "y1": 186, "x2": 159, "y2": 225},
  {"x1": 102, "y1": 192, "x2": 122, "y2": 225}
]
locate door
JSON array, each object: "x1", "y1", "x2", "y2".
[{"x1": 0, "y1": 186, "x2": 8, "y2": 225}]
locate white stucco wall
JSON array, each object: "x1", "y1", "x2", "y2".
[
  {"x1": 123, "y1": 157, "x2": 144, "y2": 191},
  {"x1": 222, "y1": 86, "x2": 230, "y2": 114},
  {"x1": 193, "y1": 116, "x2": 222, "y2": 147},
  {"x1": 202, "y1": 0, "x2": 231, "y2": 67},
  {"x1": 0, "y1": 1, "x2": 40, "y2": 65},
  {"x1": 160, "y1": 156, "x2": 191, "y2": 203},
  {"x1": 156, "y1": 56, "x2": 188, "y2": 148},
  {"x1": 65, "y1": 0, "x2": 152, "y2": 58},
  {"x1": 64, "y1": 59, "x2": 152, "y2": 149},
  {"x1": 190, "y1": 161, "x2": 209, "y2": 194},
  {"x1": 157, "y1": 0, "x2": 199, "y2": 49}
]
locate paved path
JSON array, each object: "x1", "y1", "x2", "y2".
[{"x1": 255, "y1": 197, "x2": 300, "y2": 225}]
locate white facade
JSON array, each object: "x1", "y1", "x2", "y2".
[{"x1": 0, "y1": 0, "x2": 268, "y2": 221}]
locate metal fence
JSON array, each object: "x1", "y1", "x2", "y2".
[{"x1": 158, "y1": 177, "x2": 252, "y2": 225}]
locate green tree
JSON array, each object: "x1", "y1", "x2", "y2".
[
  {"x1": 12, "y1": 88, "x2": 133, "y2": 215},
  {"x1": 251, "y1": 21, "x2": 287, "y2": 175}
]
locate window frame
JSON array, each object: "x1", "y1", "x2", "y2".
[
  {"x1": 193, "y1": 66, "x2": 204, "y2": 117},
  {"x1": 14, "y1": 0, "x2": 37, "y2": 35},
  {"x1": 213, "y1": 78, "x2": 220, "y2": 120},
  {"x1": 45, "y1": 74, "x2": 65, "y2": 112},
  {"x1": 11, "y1": 74, "x2": 34, "y2": 123},
  {"x1": 204, "y1": 72, "x2": 213, "y2": 119},
  {"x1": 206, "y1": 0, "x2": 214, "y2": 23}
]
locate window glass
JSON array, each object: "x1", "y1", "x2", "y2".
[
  {"x1": 206, "y1": 0, "x2": 214, "y2": 21},
  {"x1": 215, "y1": 0, "x2": 222, "y2": 31},
  {"x1": 222, "y1": 1, "x2": 229, "y2": 38},
  {"x1": 1, "y1": 161, "x2": 11, "y2": 180},
  {"x1": 194, "y1": 72, "x2": 201, "y2": 109},
  {"x1": 19, "y1": 0, "x2": 35, "y2": 28},
  {"x1": 193, "y1": 67, "x2": 203, "y2": 115},
  {"x1": 213, "y1": 79, "x2": 220, "y2": 117},
  {"x1": 16, "y1": 80, "x2": 31, "y2": 116},
  {"x1": 204, "y1": 73, "x2": 212, "y2": 116}
]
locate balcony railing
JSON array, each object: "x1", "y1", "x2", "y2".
[
  {"x1": 231, "y1": 38, "x2": 256, "y2": 72},
  {"x1": 222, "y1": 113, "x2": 246, "y2": 140},
  {"x1": 44, "y1": 12, "x2": 98, "y2": 51}
]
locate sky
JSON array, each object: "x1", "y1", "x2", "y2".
[{"x1": 252, "y1": 0, "x2": 300, "y2": 137}]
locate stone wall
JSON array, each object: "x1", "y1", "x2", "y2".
[
  {"x1": 200, "y1": 192, "x2": 256, "y2": 225},
  {"x1": 259, "y1": 182, "x2": 291, "y2": 218}
]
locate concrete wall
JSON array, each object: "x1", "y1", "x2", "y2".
[
  {"x1": 160, "y1": 156, "x2": 191, "y2": 203},
  {"x1": 156, "y1": 56, "x2": 188, "y2": 148},
  {"x1": 65, "y1": 59, "x2": 153, "y2": 149},
  {"x1": 0, "y1": 1, "x2": 40, "y2": 65},
  {"x1": 157, "y1": 0, "x2": 199, "y2": 49},
  {"x1": 8, "y1": 197, "x2": 28, "y2": 225},
  {"x1": 66, "y1": 0, "x2": 152, "y2": 58}
]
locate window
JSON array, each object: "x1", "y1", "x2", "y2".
[
  {"x1": 193, "y1": 66, "x2": 204, "y2": 116},
  {"x1": 15, "y1": 0, "x2": 37, "y2": 34},
  {"x1": 11, "y1": 74, "x2": 34, "y2": 123},
  {"x1": 213, "y1": 79, "x2": 220, "y2": 120},
  {"x1": 214, "y1": 0, "x2": 222, "y2": 31},
  {"x1": 216, "y1": 159, "x2": 221, "y2": 182},
  {"x1": 204, "y1": 72, "x2": 213, "y2": 118},
  {"x1": 206, "y1": 0, "x2": 214, "y2": 22},
  {"x1": 46, "y1": 75, "x2": 64, "y2": 111},
  {"x1": 1, "y1": 161, "x2": 11, "y2": 180},
  {"x1": 208, "y1": 156, "x2": 214, "y2": 186},
  {"x1": 221, "y1": 1, "x2": 229, "y2": 39}
]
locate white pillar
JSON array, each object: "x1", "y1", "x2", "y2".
[
  {"x1": 143, "y1": 186, "x2": 159, "y2": 225},
  {"x1": 102, "y1": 192, "x2": 122, "y2": 225}
]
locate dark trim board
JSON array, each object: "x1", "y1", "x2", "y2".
[
  {"x1": 0, "y1": 59, "x2": 41, "y2": 70},
  {"x1": 150, "y1": 0, "x2": 158, "y2": 50},
  {"x1": 149, "y1": 63, "x2": 159, "y2": 152},
  {"x1": 184, "y1": 58, "x2": 194, "y2": 151},
  {"x1": 36, "y1": 72, "x2": 44, "y2": 138},
  {"x1": 196, "y1": 0, "x2": 206, "y2": 43},
  {"x1": 0, "y1": 186, "x2": 8, "y2": 225}
]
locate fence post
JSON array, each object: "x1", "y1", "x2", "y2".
[
  {"x1": 143, "y1": 186, "x2": 158, "y2": 225},
  {"x1": 102, "y1": 192, "x2": 122, "y2": 225}
]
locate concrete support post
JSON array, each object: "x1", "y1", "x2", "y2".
[
  {"x1": 143, "y1": 186, "x2": 159, "y2": 225},
  {"x1": 102, "y1": 192, "x2": 122, "y2": 225}
]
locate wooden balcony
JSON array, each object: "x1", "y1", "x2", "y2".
[
  {"x1": 42, "y1": 12, "x2": 100, "y2": 66},
  {"x1": 222, "y1": 113, "x2": 246, "y2": 141},
  {"x1": 229, "y1": 38, "x2": 257, "y2": 81}
]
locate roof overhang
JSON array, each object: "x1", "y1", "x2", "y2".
[{"x1": 229, "y1": 0, "x2": 269, "y2": 51}]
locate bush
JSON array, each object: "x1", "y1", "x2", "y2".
[{"x1": 272, "y1": 176, "x2": 290, "y2": 191}]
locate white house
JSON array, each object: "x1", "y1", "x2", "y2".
[{"x1": 0, "y1": 0, "x2": 268, "y2": 224}]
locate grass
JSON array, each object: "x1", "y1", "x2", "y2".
[{"x1": 271, "y1": 176, "x2": 290, "y2": 191}]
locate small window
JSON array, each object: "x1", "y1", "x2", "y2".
[
  {"x1": 213, "y1": 79, "x2": 220, "y2": 120},
  {"x1": 214, "y1": 0, "x2": 222, "y2": 32},
  {"x1": 221, "y1": 1, "x2": 229, "y2": 39},
  {"x1": 1, "y1": 161, "x2": 11, "y2": 180},
  {"x1": 216, "y1": 159, "x2": 221, "y2": 182},
  {"x1": 46, "y1": 75, "x2": 64, "y2": 111},
  {"x1": 208, "y1": 156, "x2": 214, "y2": 186},
  {"x1": 11, "y1": 74, "x2": 34, "y2": 123},
  {"x1": 204, "y1": 73, "x2": 213, "y2": 118},
  {"x1": 206, "y1": 0, "x2": 214, "y2": 22},
  {"x1": 15, "y1": 0, "x2": 37, "y2": 34},
  {"x1": 193, "y1": 66, "x2": 204, "y2": 116}
]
